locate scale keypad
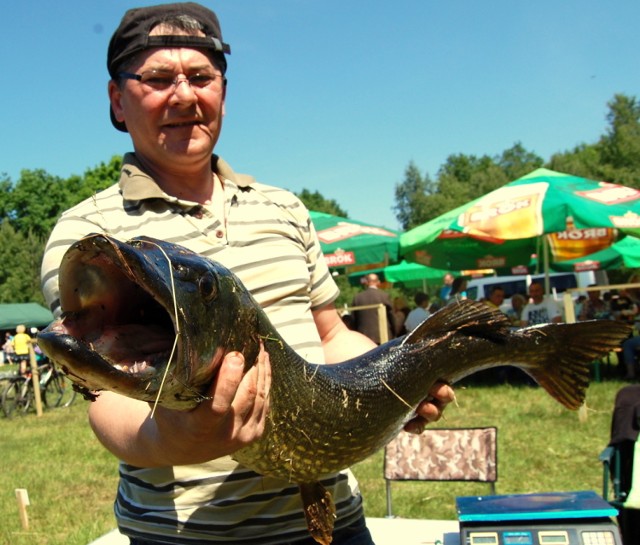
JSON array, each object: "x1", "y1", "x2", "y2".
[{"x1": 581, "y1": 530, "x2": 616, "y2": 545}]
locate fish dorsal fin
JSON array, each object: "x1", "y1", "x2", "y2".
[{"x1": 403, "y1": 299, "x2": 512, "y2": 345}]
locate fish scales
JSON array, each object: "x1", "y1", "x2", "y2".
[{"x1": 37, "y1": 234, "x2": 632, "y2": 545}]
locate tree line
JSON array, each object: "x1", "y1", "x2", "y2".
[
  {"x1": 394, "y1": 93, "x2": 640, "y2": 229},
  {"x1": 1, "y1": 93, "x2": 639, "y2": 306}
]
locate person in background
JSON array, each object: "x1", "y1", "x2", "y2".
[
  {"x1": 578, "y1": 285, "x2": 611, "y2": 321},
  {"x1": 612, "y1": 289, "x2": 639, "y2": 326},
  {"x1": 352, "y1": 273, "x2": 394, "y2": 344},
  {"x1": 506, "y1": 293, "x2": 526, "y2": 326},
  {"x1": 573, "y1": 294, "x2": 587, "y2": 319},
  {"x1": 404, "y1": 292, "x2": 431, "y2": 332},
  {"x1": 446, "y1": 276, "x2": 468, "y2": 305},
  {"x1": 621, "y1": 335, "x2": 640, "y2": 380},
  {"x1": 520, "y1": 281, "x2": 562, "y2": 326},
  {"x1": 485, "y1": 285, "x2": 506, "y2": 312},
  {"x1": 439, "y1": 272, "x2": 455, "y2": 302},
  {"x1": 392, "y1": 295, "x2": 410, "y2": 337},
  {"x1": 39, "y1": 4, "x2": 454, "y2": 543},
  {"x1": 12, "y1": 325, "x2": 32, "y2": 375},
  {"x1": 0, "y1": 332, "x2": 10, "y2": 365}
]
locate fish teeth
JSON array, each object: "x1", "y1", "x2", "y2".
[{"x1": 112, "y1": 362, "x2": 155, "y2": 376}]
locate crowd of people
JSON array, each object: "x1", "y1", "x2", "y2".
[
  {"x1": 347, "y1": 274, "x2": 640, "y2": 382},
  {"x1": 0, "y1": 326, "x2": 48, "y2": 373}
]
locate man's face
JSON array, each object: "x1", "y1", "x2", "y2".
[
  {"x1": 109, "y1": 44, "x2": 226, "y2": 173},
  {"x1": 489, "y1": 289, "x2": 505, "y2": 306},
  {"x1": 529, "y1": 283, "x2": 544, "y2": 303}
]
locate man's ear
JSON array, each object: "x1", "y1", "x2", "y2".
[{"x1": 108, "y1": 80, "x2": 125, "y2": 123}]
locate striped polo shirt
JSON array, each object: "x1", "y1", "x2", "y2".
[{"x1": 41, "y1": 153, "x2": 365, "y2": 543}]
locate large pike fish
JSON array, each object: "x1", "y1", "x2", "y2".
[{"x1": 38, "y1": 234, "x2": 630, "y2": 544}]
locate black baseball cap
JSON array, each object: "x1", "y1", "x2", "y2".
[{"x1": 107, "y1": 2, "x2": 231, "y2": 132}]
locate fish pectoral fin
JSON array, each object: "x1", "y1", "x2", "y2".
[
  {"x1": 299, "y1": 481, "x2": 336, "y2": 545},
  {"x1": 404, "y1": 299, "x2": 511, "y2": 346}
]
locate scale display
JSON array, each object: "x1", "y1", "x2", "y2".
[{"x1": 457, "y1": 491, "x2": 621, "y2": 545}]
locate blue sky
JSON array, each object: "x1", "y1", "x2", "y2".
[{"x1": 4, "y1": 1, "x2": 639, "y2": 229}]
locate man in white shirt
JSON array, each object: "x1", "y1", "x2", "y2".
[
  {"x1": 520, "y1": 281, "x2": 562, "y2": 326},
  {"x1": 405, "y1": 292, "x2": 431, "y2": 332}
]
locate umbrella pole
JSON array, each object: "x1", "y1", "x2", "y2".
[{"x1": 543, "y1": 236, "x2": 550, "y2": 295}]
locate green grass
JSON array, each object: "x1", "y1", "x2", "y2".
[
  {"x1": 0, "y1": 372, "x2": 627, "y2": 544},
  {"x1": 354, "y1": 375, "x2": 625, "y2": 520},
  {"x1": 0, "y1": 401, "x2": 119, "y2": 545}
]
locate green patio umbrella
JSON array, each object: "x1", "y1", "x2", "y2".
[
  {"x1": 348, "y1": 261, "x2": 457, "y2": 289},
  {"x1": 310, "y1": 210, "x2": 400, "y2": 269},
  {"x1": 400, "y1": 168, "x2": 640, "y2": 274},
  {"x1": 551, "y1": 236, "x2": 640, "y2": 272}
]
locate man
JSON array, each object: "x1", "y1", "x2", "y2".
[
  {"x1": 404, "y1": 292, "x2": 430, "y2": 333},
  {"x1": 40, "y1": 4, "x2": 453, "y2": 544},
  {"x1": 12, "y1": 324, "x2": 31, "y2": 375},
  {"x1": 485, "y1": 286, "x2": 506, "y2": 311},
  {"x1": 578, "y1": 285, "x2": 611, "y2": 321},
  {"x1": 622, "y1": 335, "x2": 640, "y2": 380},
  {"x1": 439, "y1": 272, "x2": 454, "y2": 302},
  {"x1": 351, "y1": 273, "x2": 394, "y2": 343},
  {"x1": 520, "y1": 281, "x2": 562, "y2": 326}
]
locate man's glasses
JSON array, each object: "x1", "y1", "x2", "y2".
[{"x1": 118, "y1": 70, "x2": 225, "y2": 93}]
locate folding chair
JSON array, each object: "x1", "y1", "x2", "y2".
[{"x1": 383, "y1": 426, "x2": 498, "y2": 518}]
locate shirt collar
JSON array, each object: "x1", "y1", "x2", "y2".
[{"x1": 119, "y1": 152, "x2": 256, "y2": 203}]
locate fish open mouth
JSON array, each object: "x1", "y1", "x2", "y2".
[{"x1": 50, "y1": 237, "x2": 177, "y2": 379}]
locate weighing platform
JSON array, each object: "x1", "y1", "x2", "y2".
[{"x1": 457, "y1": 490, "x2": 621, "y2": 545}]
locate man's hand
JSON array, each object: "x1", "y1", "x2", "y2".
[
  {"x1": 403, "y1": 381, "x2": 455, "y2": 434},
  {"x1": 88, "y1": 344, "x2": 271, "y2": 467},
  {"x1": 151, "y1": 344, "x2": 272, "y2": 465}
]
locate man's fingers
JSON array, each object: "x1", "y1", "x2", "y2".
[
  {"x1": 210, "y1": 351, "x2": 246, "y2": 415},
  {"x1": 429, "y1": 382, "x2": 456, "y2": 405},
  {"x1": 237, "y1": 347, "x2": 271, "y2": 430},
  {"x1": 404, "y1": 383, "x2": 456, "y2": 434}
]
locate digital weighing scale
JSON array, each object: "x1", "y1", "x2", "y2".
[{"x1": 456, "y1": 490, "x2": 622, "y2": 545}]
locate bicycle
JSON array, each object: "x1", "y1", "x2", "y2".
[
  {"x1": 41, "y1": 362, "x2": 77, "y2": 409},
  {"x1": 1, "y1": 359, "x2": 77, "y2": 417}
]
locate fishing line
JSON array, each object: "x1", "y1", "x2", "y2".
[{"x1": 144, "y1": 241, "x2": 181, "y2": 418}]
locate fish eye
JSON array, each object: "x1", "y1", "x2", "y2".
[{"x1": 198, "y1": 273, "x2": 218, "y2": 301}]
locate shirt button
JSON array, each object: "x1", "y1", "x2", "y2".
[{"x1": 215, "y1": 230, "x2": 224, "y2": 238}]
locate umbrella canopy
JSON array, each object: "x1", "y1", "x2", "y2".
[
  {"x1": 348, "y1": 261, "x2": 457, "y2": 289},
  {"x1": 310, "y1": 210, "x2": 400, "y2": 269},
  {"x1": 0, "y1": 303, "x2": 54, "y2": 330},
  {"x1": 384, "y1": 261, "x2": 454, "y2": 286},
  {"x1": 400, "y1": 168, "x2": 640, "y2": 272},
  {"x1": 551, "y1": 236, "x2": 640, "y2": 272}
]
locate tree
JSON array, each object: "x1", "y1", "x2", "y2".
[
  {"x1": 71, "y1": 155, "x2": 123, "y2": 203},
  {"x1": 497, "y1": 143, "x2": 544, "y2": 181},
  {"x1": 0, "y1": 221, "x2": 45, "y2": 304},
  {"x1": 598, "y1": 94, "x2": 640, "y2": 188},
  {"x1": 547, "y1": 94, "x2": 640, "y2": 188},
  {"x1": 296, "y1": 188, "x2": 349, "y2": 217},
  {"x1": 547, "y1": 143, "x2": 604, "y2": 179},
  {"x1": 393, "y1": 162, "x2": 435, "y2": 230},
  {"x1": 7, "y1": 169, "x2": 71, "y2": 239}
]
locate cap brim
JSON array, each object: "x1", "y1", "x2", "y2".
[{"x1": 110, "y1": 105, "x2": 128, "y2": 132}]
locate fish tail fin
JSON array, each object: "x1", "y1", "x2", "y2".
[
  {"x1": 521, "y1": 320, "x2": 631, "y2": 410},
  {"x1": 404, "y1": 299, "x2": 511, "y2": 345}
]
